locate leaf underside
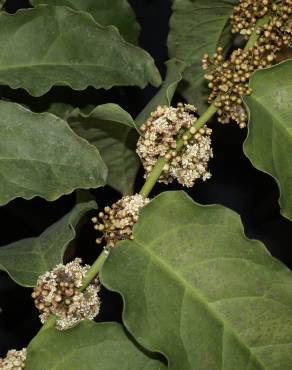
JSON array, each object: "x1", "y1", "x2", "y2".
[
  {"x1": 102, "y1": 191, "x2": 292, "y2": 370},
  {"x1": 0, "y1": 201, "x2": 97, "y2": 287},
  {"x1": 68, "y1": 103, "x2": 139, "y2": 195},
  {"x1": 0, "y1": 101, "x2": 107, "y2": 205},
  {"x1": 25, "y1": 321, "x2": 166, "y2": 370},
  {"x1": 135, "y1": 59, "x2": 187, "y2": 127},
  {"x1": 244, "y1": 59, "x2": 292, "y2": 221},
  {"x1": 168, "y1": 0, "x2": 237, "y2": 112},
  {"x1": 0, "y1": 5, "x2": 160, "y2": 96},
  {"x1": 29, "y1": 0, "x2": 140, "y2": 44}
]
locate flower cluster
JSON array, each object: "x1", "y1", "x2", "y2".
[
  {"x1": 0, "y1": 348, "x2": 26, "y2": 370},
  {"x1": 92, "y1": 194, "x2": 149, "y2": 247},
  {"x1": 202, "y1": 47, "x2": 254, "y2": 127},
  {"x1": 230, "y1": 0, "x2": 292, "y2": 44},
  {"x1": 136, "y1": 104, "x2": 213, "y2": 186},
  {"x1": 230, "y1": 0, "x2": 271, "y2": 36},
  {"x1": 168, "y1": 128, "x2": 213, "y2": 187},
  {"x1": 203, "y1": 0, "x2": 292, "y2": 127},
  {"x1": 32, "y1": 258, "x2": 100, "y2": 330}
]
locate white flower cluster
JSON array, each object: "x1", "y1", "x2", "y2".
[
  {"x1": 136, "y1": 104, "x2": 213, "y2": 187},
  {"x1": 169, "y1": 134, "x2": 212, "y2": 187},
  {"x1": 32, "y1": 258, "x2": 100, "y2": 330},
  {"x1": 92, "y1": 194, "x2": 149, "y2": 247},
  {"x1": 0, "y1": 348, "x2": 26, "y2": 370}
]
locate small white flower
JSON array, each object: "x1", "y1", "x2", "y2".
[
  {"x1": 32, "y1": 259, "x2": 100, "y2": 330},
  {"x1": 0, "y1": 348, "x2": 27, "y2": 370},
  {"x1": 136, "y1": 104, "x2": 213, "y2": 187}
]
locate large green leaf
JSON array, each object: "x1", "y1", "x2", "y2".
[
  {"x1": 244, "y1": 60, "x2": 292, "y2": 221},
  {"x1": 26, "y1": 321, "x2": 166, "y2": 370},
  {"x1": 68, "y1": 104, "x2": 139, "y2": 195},
  {"x1": 30, "y1": 0, "x2": 140, "y2": 44},
  {"x1": 0, "y1": 6, "x2": 160, "y2": 96},
  {"x1": 168, "y1": 0, "x2": 237, "y2": 112},
  {"x1": 135, "y1": 59, "x2": 186, "y2": 127},
  {"x1": 0, "y1": 201, "x2": 96, "y2": 287},
  {"x1": 102, "y1": 191, "x2": 292, "y2": 370},
  {"x1": 0, "y1": 101, "x2": 107, "y2": 205}
]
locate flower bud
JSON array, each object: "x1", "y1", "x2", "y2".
[{"x1": 92, "y1": 195, "x2": 150, "y2": 247}]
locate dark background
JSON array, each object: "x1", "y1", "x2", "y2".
[{"x1": 1, "y1": 0, "x2": 292, "y2": 356}]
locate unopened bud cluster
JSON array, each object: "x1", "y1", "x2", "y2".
[
  {"x1": 202, "y1": 47, "x2": 253, "y2": 127},
  {"x1": 136, "y1": 104, "x2": 213, "y2": 186},
  {"x1": 32, "y1": 258, "x2": 100, "y2": 330},
  {"x1": 231, "y1": 0, "x2": 292, "y2": 43},
  {"x1": 230, "y1": 0, "x2": 271, "y2": 36},
  {"x1": 0, "y1": 348, "x2": 26, "y2": 370},
  {"x1": 92, "y1": 194, "x2": 149, "y2": 247},
  {"x1": 203, "y1": 0, "x2": 292, "y2": 128}
]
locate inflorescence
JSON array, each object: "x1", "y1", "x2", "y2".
[
  {"x1": 92, "y1": 194, "x2": 150, "y2": 247},
  {"x1": 136, "y1": 104, "x2": 213, "y2": 187},
  {"x1": 230, "y1": 0, "x2": 292, "y2": 39},
  {"x1": 0, "y1": 348, "x2": 26, "y2": 370},
  {"x1": 32, "y1": 258, "x2": 100, "y2": 330},
  {"x1": 203, "y1": 0, "x2": 292, "y2": 128},
  {"x1": 6, "y1": 2, "x2": 292, "y2": 361}
]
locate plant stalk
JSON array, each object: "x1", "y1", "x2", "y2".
[
  {"x1": 244, "y1": 16, "x2": 270, "y2": 51},
  {"x1": 39, "y1": 315, "x2": 56, "y2": 333},
  {"x1": 36, "y1": 14, "x2": 270, "y2": 335},
  {"x1": 79, "y1": 248, "x2": 109, "y2": 292}
]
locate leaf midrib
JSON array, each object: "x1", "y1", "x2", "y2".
[
  {"x1": 133, "y1": 239, "x2": 266, "y2": 370},
  {"x1": 0, "y1": 63, "x2": 131, "y2": 72}
]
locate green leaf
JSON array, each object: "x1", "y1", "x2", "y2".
[
  {"x1": 40, "y1": 102, "x2": 139, "y2": 195},
  {"x1": 30, "y1": 0, "x2": 140, "y2": 44},
  {"x1": 0, "y1": 101, "x2": 107, "y2": 205},
  {"x1": 46, "y1": 102, "x2": 75, "y2": 121},
  {"x1": 68, "y1": 104, "x2": 139, "y2": 195},
  {"x1": 244, "y1": 60, "x2": 292, "y2": 221},
  {"x1": 26, "y1": 321, "x2": 166, "y2": 370},
  {"x1": 0, "y1": 6, "x2": 160, "y2": 96},
  {"x1": 168, "y1": 0, "x2": 237, "y2": 112},
  {"x1": 135, "y1": 59, "x2": 186, "y2": 127},
  {"x1": 0, "y1": 201, "x2": 96, "y2": 287},
  {"x1": 102, "y1": 191, "x2": 292, "y2": 370}
]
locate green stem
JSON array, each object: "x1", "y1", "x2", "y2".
[
  {"x1": 192, "y1": 102, "x2": 218, "y2": 129},
  {"x1": 79, "y1": 248, "x2": 109, "y2": 292},
  {"x1": 39, "y1": 315, "x2": 56, "y2": 333},
  {"x1": 244, "y1": 16, "x2": 270, "y2": 51},
  {"x1": 139, "y1": 157, "x2": 166, "y2": 198},
  {"x1": 139, "y1": 16, "x2": 270, "y2": 199},
  {"x1": 177, "y1": 102, "x2": 218, "y2": 151},
  {"x1": 33, "y1": 14, "x2": 272, "y2": 336}
]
